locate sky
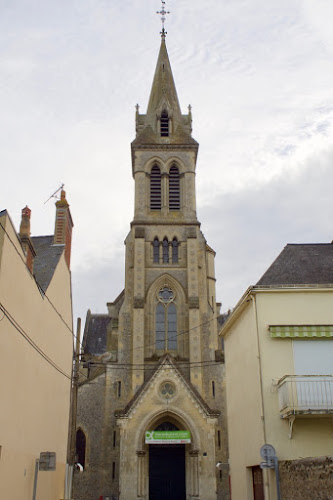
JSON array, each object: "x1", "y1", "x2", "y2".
[{"x1": 1, "y1": 0, "x2": 333, "y2": 325}]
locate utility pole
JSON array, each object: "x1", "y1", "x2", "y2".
[{"x1": 64, "y1": 317, "x2": 81, "y2": 499}]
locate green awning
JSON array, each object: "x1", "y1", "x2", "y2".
[{"x1": 269, "y1": 325, "x2": 333, "y2": 338}]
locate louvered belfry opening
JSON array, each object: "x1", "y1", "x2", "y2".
[
  {"x1": 150, "y1": 165, "x2": 162, "y2": 210},
  {"x1": 160, "y1": 110, "x2": 169, "y2": 136},
  {"x1": 169, "y1": 165, "x2": 180, "y2": 210}
]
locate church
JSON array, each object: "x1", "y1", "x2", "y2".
[{"x1": 74, "y1": 25, "x2": 229, "y2": 500}]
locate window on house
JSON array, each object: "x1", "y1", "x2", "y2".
[
  {"x1": 150, "y1": 165, "x2": 161, "y2": 210},
  {"x1": 113, "y1": 430, "x2": 116, "y2": 448},
  {"x1": 117, "y1": 381, "x2": 121, "y2": 398},
  {"x1": 75, "y1": 429, "x2": 86, "y2": 469},
  {"x1": 160, "y1": 110, "x2": 169, "y2": 136},
  {"x1": 172, "y1": 238, "x2": 179, "y2": 263},
  {"x1": 153, "y1": 238, "x2": 159, "y2": 263},
  {"x1": 212, "y1": 380, "x2": 215, "y2": 398},
  {"x1": 155, "y1": 287, "x2": 177, "y2": 351},
  {"x1": 112, "y1": 462, "x2": 116, "y2": 480},
  {"x1": 169, "y1": 165, "x2": 180, "y2": 210},
  {"x1": 163, "y1": 238, "x2": 169, "y2": 263}
]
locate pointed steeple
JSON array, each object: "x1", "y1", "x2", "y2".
[
  {"x1": 145, "y1": 37, "x2": 182, "y2": 126},
  {"x1": 132, "y1": 38, "x2": 197, "y2": 155}
]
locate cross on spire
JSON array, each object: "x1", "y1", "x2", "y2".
[{"x1": 156, "y1": 1, "x2": 170, "y2": 38}]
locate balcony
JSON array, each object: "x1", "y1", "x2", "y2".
[
  {"x1": 277, "y1": 375, "x2": 333, "y2": 418},
  {"x1": 277, "y1": 375, "x2": 333, "y2": 438}
]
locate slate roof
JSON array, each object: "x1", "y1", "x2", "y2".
[
  {"x1": 31, "y1": 235, "x2": 64, "y2": 292},
  {"x1": 83, "y1": 312, "x2": 111, "y2": 356},
  {"x1": 257, "y1": 244, "x2": 333, "y2": 286}
]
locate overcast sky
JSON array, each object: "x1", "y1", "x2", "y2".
[{"x1": 1, "y1": 0, "x2": 333, "y2": 324}]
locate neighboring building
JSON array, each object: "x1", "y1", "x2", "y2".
[
  {"x1": 220, "y1": 243, "x2": 333, "y2": 500},
  {"x1": 74, "y1": 34, "x2": 228, "y2": 500},
  {"x1": 0, "y1": 191, "x2": 74, "y2": 500}
]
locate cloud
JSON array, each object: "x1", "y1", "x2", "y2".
[
  {"x1": 1, "y1": 0, "x2": 333, "y2": 325},
  {"x1": 200, "y1": 144, "x2": 333, "y2": 310}
]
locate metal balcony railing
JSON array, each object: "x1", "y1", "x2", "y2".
[{"x1": 277, "y1": 375, "x2": 333, "y2": 417}]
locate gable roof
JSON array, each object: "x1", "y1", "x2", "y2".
[
  {"x1": 31, "y1": 235, "x2": 64, "y2": 291},
  {"x1": 257, "y1": 243, "x2": 333, "y2": 286},
  {"x1": 115, "y1": 353, "x2": 220, "y2": 419}
]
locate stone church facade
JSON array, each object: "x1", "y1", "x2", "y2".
[{"x1": 74, "y1": 36, "x2": 229, "y2": 500}]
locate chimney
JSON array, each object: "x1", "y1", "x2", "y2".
[
  {"x1": 54, "y1": 189, "x2": 74, "y2": 268},
  {"x1": 19, "y1": 206, "x2": 36, "y2": 274}
]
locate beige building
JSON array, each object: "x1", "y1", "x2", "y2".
[
  {"x1": 220, "y1": 243, "x2": 333, "y2": 500},
  {"x1": 73, "y1": 35, "x2": 228, "y2": 500},
  {"x1": 0, "y1": 191, "x2": 74, "y2": 500}
]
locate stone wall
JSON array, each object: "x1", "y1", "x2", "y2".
[
  {"x1": 73, "y1": 372, "x2": 107, "y2": 500},
  {"x1": 279, "y1": 456, "x2": 333, "y2": 500}
]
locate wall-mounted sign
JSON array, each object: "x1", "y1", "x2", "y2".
[
  {"x1": 39, "y1": 452, "x2": 56, "y2": 471},
  {"x1": 145, "y1": 430, "x2": 191, "y2": 444}
]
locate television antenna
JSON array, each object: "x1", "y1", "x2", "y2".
[{"x1": 44, "y1": 184, "x2": 64, "y2": 204}]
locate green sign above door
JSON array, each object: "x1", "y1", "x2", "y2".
[{"x1": 145, "y1": 430, "x2": 191, "y2": 444}]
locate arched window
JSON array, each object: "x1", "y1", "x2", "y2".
[
  {"x1": 169, "y1": 165, "x2": 180, "y2": 210},
  {"x1": 75, "y1": 429, "x2": 86, "y2": 469},
  {"x1": 168, "y1": 303, "x2": 177, "y2": 349},
  {"x1": 162, "y1": 238, "x2": 169, "y2": 263},
  {"x1": 155, "y1": 287, "x2": 177, "y2": 351},
  {"x1": 160, "y1": 110, "x2": 169, "y2": 136},
  {"x1": 155, "y1": 421, "x2": 179, "y2": 431},
  {"x1": 156, "y1": 303, "x2": 165, "y2": 349},
  {"x1": 150, "y1": 165, "x2": 161, "y2": 210},
  {"x1": 153, "y1": 238, "x2": 159, "y2": 263},
  {"x1": 172, "y1": 238, "x2": 179, "y2": 264}
]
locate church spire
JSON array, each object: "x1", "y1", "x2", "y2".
[
  {"x1": 145, "y1": 36, "x2": 182, "y2": 125},
  {"x1": 132, "y1": 3, "x2": 197, "y2": 152}
]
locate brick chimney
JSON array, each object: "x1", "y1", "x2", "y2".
[
  {"x1": 19, "y1": 206, "x2": 36, "y2": 274},
  {"x1": 54, "y1": 189, "x2": 74, "y2": 268}
]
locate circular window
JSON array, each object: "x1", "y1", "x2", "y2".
[
  {"x1": 158, "y1": 286, "x2": 174, "y2": 303},
  {"x1": 159, "y1": 381, "x2": 176, "y2": 399}
]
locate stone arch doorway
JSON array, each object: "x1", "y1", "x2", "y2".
[
  {"x1": 135, "y1": 410, "x2": 201, "y2": 499},
  {"x1": 149, "y1": 421, "x2": 186, "y2": 500}
]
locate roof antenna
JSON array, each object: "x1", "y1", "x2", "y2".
[
  {"x1": 157, "y1": 1, "x2": 170, "y2": 38},
  {"x1": 44, "y1": 183, "x2": 64, "y2": 204}
]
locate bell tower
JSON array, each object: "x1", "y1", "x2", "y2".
[
  {"x1": 131, "y1": 36, "x2": 199, "y2": 225},
  {"x1": 75, "y1": 12, "x2": 229, "y2": 500},
  {"x1": 112, "y1": 28, "x2": 222, "y2": 405}
]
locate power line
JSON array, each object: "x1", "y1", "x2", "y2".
[
  {"x1": 82, "y1": 359, "x2": 223, "y2": 370},
  {"x1": 0, "y1": 221, "x2": 82, "y2": 347},
  {"x1": 86, "y1": 311, "x2": 219, "y2": 360},
  {"x1": 0, "y1": 221, "x2": 221, "y2": 362},
  {"x1": 0, "y1": 302, "x2": 72, "y2": 380},
  {"x1": 78, "y1": 358, "x2": 223, "y2": 386}
]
